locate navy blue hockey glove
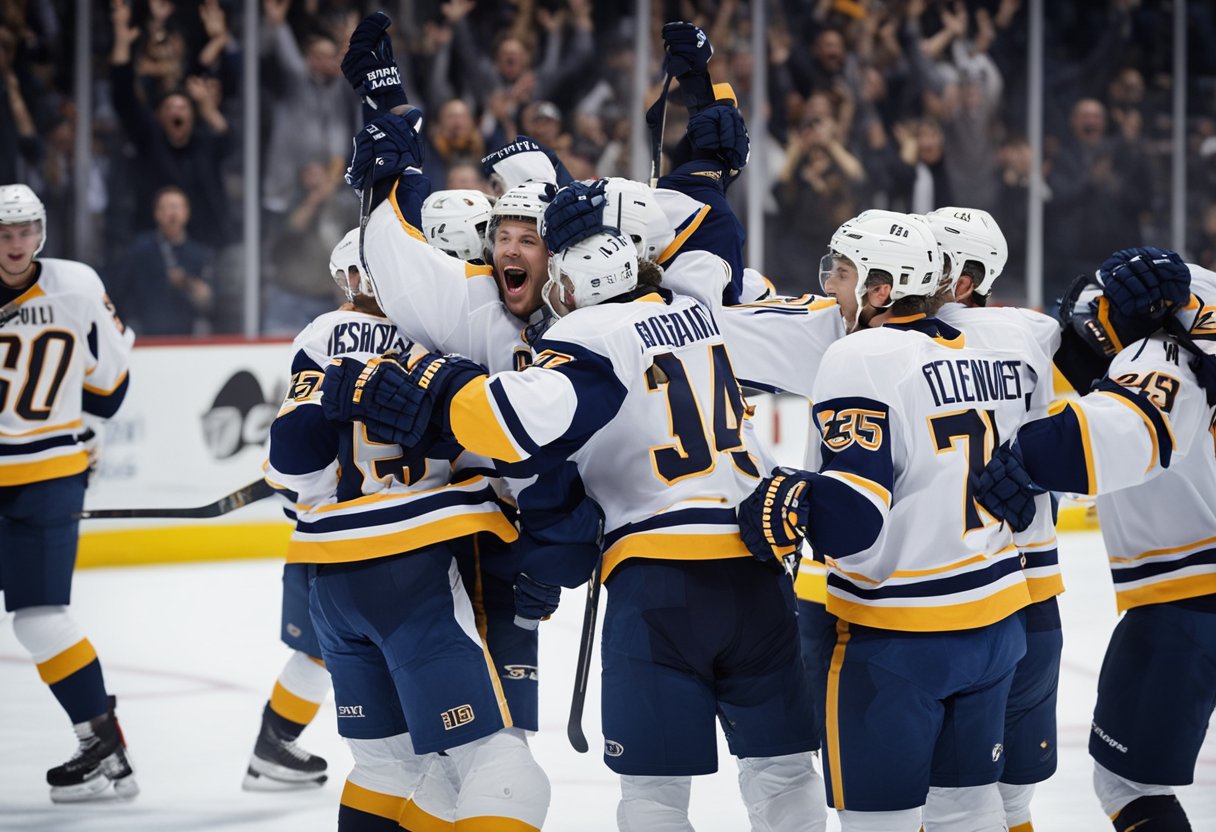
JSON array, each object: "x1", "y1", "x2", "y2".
[
  {"x1": 1098, "y1": 247, "x2": 1190, "y2": 325},
  {"x1": 737, "y1": 467, "x2": 812, "y2": 563},
  {"x1": 345, "y1": 110, "x2": 424, "y2": 195},
  {"x1": 1190, "y1": 350, "x2": 1216, "y2": 407},
  {"x1": 513, "y1": 572, "x2": 562, "y2": 630},
  {"x1": 341, "y1": 11, "x2": 409, "y2": 114},
  {"x1": 687, "y1": 103, "x2": 750, "y2": 172},
  {"x1": 539, "y1": 180, "x2": 611, "y2": 253},
  {"x1": 662, "y1": 21, "x2": 713, "y2": 78},
  {"x1": 321, "y1": 354, "x2": 431, "y2": 444},
  {"x1": 971, "y1": 442, "x2": 1045, "y2": 533},
  {"x1": 481, "y1": 136, "x2": 573, "y2": 194}
]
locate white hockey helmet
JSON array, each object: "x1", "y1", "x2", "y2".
[
  {"x1": 329, "y1": 227, "x2": 368, "y2": 301},
  {"x1": 544, "y1": 231, "x2": 638, "y2": 316},
  {"x1": 923, "y1": 206, "x2": 1007, "y2": 296},
  {"x1": 824, "y1": 209, "x2": 943, "y2": 308},
  {"x1": 0, "y1": 184, "x2": 47, "y2": 256},
  {"x1": 421, "y1": 189, "x2": 492, "y2": 261},
  {"x1": 487, "y1": 181, "x2": 549, "y2": 240},
  {"x1": 600, "y1": 178, "x2": 669, "y2": 262}
]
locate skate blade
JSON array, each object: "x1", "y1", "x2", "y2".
[
  {"x1": 50, "y1": 774, "x2": 138, "y2": 803},
  {"x1": 242, "y1": 767, "x2": 327, "y2": 792}
]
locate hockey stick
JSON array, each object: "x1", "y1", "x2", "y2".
[
  {"x1": 648, "y1": 73, "x2": 674, "y2": 188},
  {"x1": 0, "y1": 297, "x2": 25, "y2": 327},
  {"x1": 567, "y1": 553, "x2": 603, "y2": 753},
  {"x1": 77, "y1": 478, "x2": 275, "y2": 520}
]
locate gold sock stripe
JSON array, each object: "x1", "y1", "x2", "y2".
[
  {"x1": 341, "y1": 780, "x2": 407, "y2": 822},
  {"x1": 400, "y1": 798, "x2": 456, "y2": 831},
  {"x1": 1009, "y1": 823, "x2": 1035, "y2": 832},
  {"x1": 825, "y1": 620, "x2": 850, "y2": 810},
  {"x1": 454, "y1": 816, "x2": 540, "y2": 832},
  {"x1": 37, "y1": 638, "x2": 98, "y2": 685},
  {"x1": 269, "y1": 680, "x2": 322, "y2": 725}
]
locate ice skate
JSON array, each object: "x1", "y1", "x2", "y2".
[
  {"x1": 242, "y1": 711, "x2": 327, "y2": 791},
  {"x1": 47, "y1": 696, "x2": 138, "y2": 803}
]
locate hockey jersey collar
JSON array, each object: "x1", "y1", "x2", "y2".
[{"x1": 882, "y1": 314, "x2": 966, "y2": 349}]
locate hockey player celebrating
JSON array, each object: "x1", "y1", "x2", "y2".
[
  {"x1": 738, "y1": 211, "x2": 1051, "y2": 832},
  {"x1": 0, "y1": 183, "x2": 137, "y2": 802},
  {"x1": 974, "y1": 248, "x2": 1216, "y2": 832},
  {"x1": 320, "y1": 206, "x2": 825, "y2": 829},
  {"x1": 924, "y1": 207, "x2": 1064, "y2": 832},
  {"x1": 264, "y1": 222, "x2": 548, "y2": 831}
]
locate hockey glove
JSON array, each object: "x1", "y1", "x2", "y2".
[
  {"x1": 341, "y1": 11, "x2": 409, "y2": 114},
  {"x1": 1190, "y1": 350, "x2": 1216, "y2": 407},
  {"x1": 344, "y1": 110, "x2": 424, "y2": 195},
  {"x1": 481, "y1": 136, "x2": 573, "y2": 194},
  {"x1": 971, "y1": 442, "x2": 1045, "y2": 533},
  {"x1": 320, "y1": 353, "x2": 432, "y2": 442},
  {"x1": 662, "y1": 21, "x2": 713, "y2": 78},
  {"x1": 1097, "y1": 246, "x2": 1190, "y2": 325},
  {"x1": 737, "y1": 467, "x2": 813, "y2": 563},
  {"x1": 513, "y1": 572, "x2": 562, "y2": 630},
  {"x1": 540, "y1": 180, "x2": 611, "y2": 254},
  {"x1": 687, "y1": 103, "x2": 750, "y2": 173}
]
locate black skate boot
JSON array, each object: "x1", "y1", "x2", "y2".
[
  {"x1": 47, "y1": 695, "x2": 138, "y2": 802},
  {"x1": 242, "y1": 706, "x2": 327, "y2": 791}
]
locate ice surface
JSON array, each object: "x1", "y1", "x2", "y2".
[{"x1": 1, "y1": 531, "x2": 1212, "y2": 831}]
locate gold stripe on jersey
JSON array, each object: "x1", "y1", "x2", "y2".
[
  {"x1": 656, "y1": 204, "x2": 711, "y2": 265},
  {"x1": 269, "y1": 681, "x2": 322, "y2": 725},
  {"x1": 820, "y1": 470, "x2": 891, "y2": 508},
  {"x1": 1096, "y1": 296, "x2": 1125, "y2": 353},
  {"x1": 82, "y1": 369, "x2": 128, "y2": 396},
  {"x1": 0, "y1": 418, "x2": 82, "y2": 438},
  {"x1": 37, "y1": 638, "x2": 97, "y2": 685},
  {"x1": 1093, "y1": 388, "x2": 1175, "y2": 473},
  {"x1": 0, "y1": 450, "x2": 88, "y2": 486},
  {"x1": 601, "y1": 531, "x2": 752, "y2": 581},
  {"x1": 455, "y1": 815, "x2": 541, "y2": 832},
  {"x1": 1116, "y1": 573, "x2": 1216, "y2": 612},
  {"x1": 286, "y1": 509, "x2": 517, "y2": 564},
  {"x1": 827, "y1": 580, "x2": 1031, "y2": 632},
  {"x1": 795, "y1": 558, "x2": 828, "y2": 604},
  {"x1": 388, "y1": 180, "x2": 429, "y2": 244},
  {"x1": 1048, "y1": 400, "x2": 1096, "y2": 492},
  {"x1": 1110, "y1": 534, "x2": 1216, "y2": 563},
  {"x1": 1026, "y1": 573, "x2": 1065, "y2": 601},
  {"x1": 825, "y1": 619, "x2": 850, "y2": 810},
  {"x1": 449, "y1": 380, "x2": 525, "y2": 464},
  {"x1": 340, "y1": 780, "x2": 406, "y2": 821}
]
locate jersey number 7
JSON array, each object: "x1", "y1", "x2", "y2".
[{"x1": 929, "y1": 409, "x2": 1001, "y2": 535}]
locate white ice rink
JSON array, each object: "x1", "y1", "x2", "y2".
[{"x1": 1, "y1": 530, "x2": 1213, "y2": 831}]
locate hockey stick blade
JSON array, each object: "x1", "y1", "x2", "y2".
[
  {"x1": 567, "y1": 556, "x2": 603, "y2": 753},
  {"x1": 77, "y1": 478, "x2": 275, "y2": 520}
]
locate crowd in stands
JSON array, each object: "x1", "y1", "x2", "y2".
[{"x1": 2, "y1": 0, "x2": 1215, "y2": 335}]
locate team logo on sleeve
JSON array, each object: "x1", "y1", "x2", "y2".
[{"x1": 817, "y1": 408, "x2": 886, "y2": 451}]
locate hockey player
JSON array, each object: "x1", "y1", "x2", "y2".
[
  {"x1": 0, "y1": 183, "x2": 137, "y2": 802},
  {"x1": 923, "y1": 207, "x2": 1063, "y2": 832},
  {"x1": 320, "y1": 217, "x2": 824, "y2": 831},
  {"x1": 739, "y1": 211, "x2": 1051, "y2": 832},
  {"x1": 420, "y1": 189, "x2": 493, "y2": 263},
  {"x1": 264, "y1": 227, "x2": 548, "y2": 830},
  {"x1": 974, "y1": 249, "x2": 1216, "y2": 832}
]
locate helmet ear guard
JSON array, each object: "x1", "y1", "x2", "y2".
[{"x1": 0, "y1": 183, "x2": 47, "y2": 257}]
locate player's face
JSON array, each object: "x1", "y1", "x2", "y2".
[
  {"x1": 821, "y1": 255, "x2": 860, "y2": 329},
  {"x1": 0, "y1": 221, "x2": 41, "y2": 282},
  {"x1": 493, "y1": 219, "x2": 548, "y2": 319}
]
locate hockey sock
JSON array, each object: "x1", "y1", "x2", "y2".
[
  {"x1": 617, "y1": 774, "x2": 694, "y2": 832},
  {"x1": 266, "y1": 650, "x2": 331, "y2": 733},
  {"x1": 999, "y1": 782, "x2": 1036, "y2": 832},
  {"x1": 447, "y1": 730, "x2": 550, "y2": 831},
  {"x1": 1111, "y1": 795, "x2": 1192, "y2": 831},
  {"x1": 339, "y1": 780, "x2": 407, "y2": 832},
  {"x1": 13, "y1": 606, "x2": 108, "y2": 724},
  {"x1": 737, "y1": 752, "x2": 826, "y2": 832}
]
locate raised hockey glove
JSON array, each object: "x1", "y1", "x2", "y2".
[
  {"x1": 971, "y1": 442, "x2": 1045, "y2": 533},
  {"x1": 540, "y1": 180, "x2": 611, "y2": 254},
  {"x1": 1097, "y1": 246, "x2": 1190, "y2": 325},
  {"x1": 687, "y1": 103, "x2": 750, "y2": 173},
  {"x1": 737, "y1": 467, "x2": 813, "y2": 563},
  {"x1": 345, "y1": 109, "x2": 424, "y2": 195},
  {"x1": 513, "y1": 572, "x2": 562, "y2": 630},
  {"x1": 662, "y1": 21, "x2": 713, "y2": 78},
  {"x1": 342, "y1": 11, "x2": 409, "y2": 114},
  {"x1": 481, "y1": 136, "x2": 573, "y2": 194}
]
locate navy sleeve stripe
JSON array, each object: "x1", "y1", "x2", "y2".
[
  {"x1": 82, "y1": 374, "x2": 129, "y2": 418},
  {"x1": 489, "y1": 377, "x2": 542, "y2": 457},
  {"x1": 1017, "y1": 405, "x2": 1091, "y2": 494}
]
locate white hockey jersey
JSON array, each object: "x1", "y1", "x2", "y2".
[
  {"x1": 0, "y1": 259, "x2": 133, "y2": 486},
  {"x1": 436, "y1": 292, "x2": 765, "y2": 581},
  {"x1": 806, "y1": 315, "x2": 1053, "y2": 632},
  {"x1": 937, "y1": 302, "x2": 1065, "y2": 603},
  {"x1": 265, "y1": 308, "x2": 516, "y2": 565}
]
